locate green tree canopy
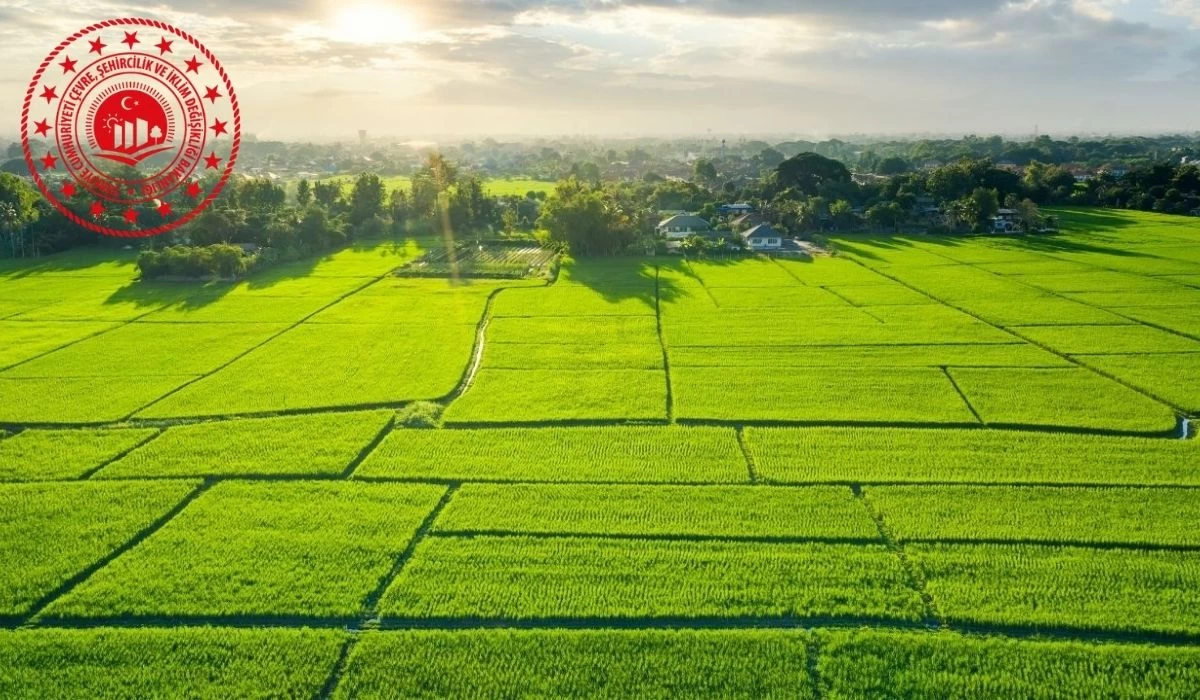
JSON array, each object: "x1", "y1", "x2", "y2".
[
  {"x1": 774, "y1": 152, "x2": 852, "y2": 197},
  {"x1": 538, "y1": 178, "x2": 635, "y2": 255}
]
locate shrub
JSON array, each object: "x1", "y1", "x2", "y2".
[
  {"x1": 137, "y1": 244, "x2": 255, "y2": 280},
  {"x1": 397, "y1": 401, "x2": 444, "y2": 428}
]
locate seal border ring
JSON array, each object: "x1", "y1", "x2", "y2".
[{"x1": 20, "y1": 17, "x2": 240, "y2": 239}]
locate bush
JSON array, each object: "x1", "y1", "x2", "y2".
[
  {"x1": 397, "y1": 401, "x2": 444, "y2": 429},
  {"x1": 137, "y1": 244, "x2": 255, "y2": 280}
]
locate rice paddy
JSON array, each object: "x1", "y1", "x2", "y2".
[{"x1": 3, "y1": 209, "x2": 1199, "y2": 693}]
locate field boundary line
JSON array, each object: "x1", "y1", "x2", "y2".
[
  {"x1": 0, "y1": 401, "x2": 419, "y2": 431},
  {"x1": 665, "y1": 341, "x2": 1031, "y2": 350},
  {"x1": 898, "y1": 536, "x2": 1200, "y2": 553},
  {"x1": 0, "y1": 307, "x2": 169, "y2": 374},
  {"x1": 361, "y1": 483, "x2": 459, "y2": 628},
  {"x1": 815, "y1": 284, "x2": 886, "y2": 323},
  {"x1": 341, "y1": 414, "x2": 397, "y2": 478},
  {"x1": 318, "y1": 483, "x2": 460, "y2": 699},
  {"x1": 767, "y1": 255, "x2": 811, "y2": 287},
  {"x1": 736, "y1": 426, "x2": 759, "y2": 484},
  {"x1": 0, "y1": 406, "x2": 1181, "y2": 440},
  {"x1": 25, "y1": 613, "x2": 1200, "y2": 647},
  {"x1": 995, "y1": 231, "x2": 1200, "y2": 307},
  {"x1": 318, "y1": 482, "x2": 459, "y2": 699},
  {"x1": 1066, "y1": 349, "x2": 1200, "y2": 357},
  {"x1": 443, "y1": 418, "x2": 671, "y2": 429},
  {"x1": 678, "y1": 417, "x2": 1174, "y2": 438},
  {"x1": 851, "y1": 483, "x2": 946, "y2": 630},
  {"x1": 806, "y1": 635, "x2": 825, "y2": 700},
  {"x1": 765, "y1": 256, "x2": 884, "y2": 323},
  {"x1": 940, "y1": 367, "x2": 985, "y2": 425},
  {"x1": 125, "y1": 272, "x2": 399, "y2": 420},
  {"x1": 901, "y1": 243, "x2": 1200, "y2": 411},
  {"x1": 427, "y1": 530, "x2": 883, "y2": 546},
  {"x1": 655, "y1": 266, "x2": 675, "y2": 423},
  {"x1": 842, "y1": 257, "x2": 1190, "y2": 421},
  {"x1": 964, "y1": 239, "x2": 1200, "y2": 332},
  {"x1": 35, "y1": 472, "x2": 1200, "y2": 490},
  {"x1": 17, "y1": 478, "x2": 214, "y2": 628},
  {"x1": 80, "y1": 427, "x2": 165, "y2": 480},
  {"x1": 317, "y1": 632, "x2": 360, "y2": 700}
]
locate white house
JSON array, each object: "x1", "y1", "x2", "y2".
[
  {"x1": 991, "y1": 208, "x2": 1019, "y2": 233},
  {"x1": 656, "y1": 214, "x2": 712, "y2": 240},
  {"x1": 741, "y1": 223, "x2": 785, "y2": 250}
]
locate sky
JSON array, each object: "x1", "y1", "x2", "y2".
[{"x1": 3, "y1": 0, "x2": 1200, "y2": 140}]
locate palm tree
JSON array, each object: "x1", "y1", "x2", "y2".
[{"x1": 0, "y1": 202, "x2": 22, "y2": 258}]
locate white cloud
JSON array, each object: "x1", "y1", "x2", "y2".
[{"x1": 0, "y1": 0, "x2": 1194, "y2": 138}]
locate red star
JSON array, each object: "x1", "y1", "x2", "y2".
[
  {"x1": 209, "y1": 119, "x2": 227, "y2": 136},
  {"x1": 155, "y1": 37, "x2": 173, "y2": 55},
  {"x1": 185, "y1": 181, "x2": 202, "y2": 198},
  {"x1": 90, "y1": 201, "x2": 105, "y2": 218},
  {"x1": 62, "y1": 182, "x2": 76, "y2": 198},
  {"x1": 123, "y1": 207, "x2": 139, "y2": 224},
  {"x1": 122, "y1": 31, "x2": 139, "y2": 49},
  {"x1": 204, "y1": 86, "x2": 222, "y2": 103},
  {"x1": 88, "y1": 38, "x2": 106, "y2": 55},
  {"x1": 40, "y1": 85, "x2": 57, "y2": 103},
  {"x1": 184, "y1": 55, "x2": 202, "y2": 73},
  {"x1": 40, "y1": 152, "x2": 57, "y2": 170},
  {"x1": 156, "y1": 200, "x2": 173, "y2": 217},
  {"x1": 58, "y1": 55, "x2": 77, "y2": 73},
  {"x1": 33, "y1": 119, "x2": 51, "y2": 137},
  {"x1": 204, "y1": 151, "x2": 222, "y2": 169}
]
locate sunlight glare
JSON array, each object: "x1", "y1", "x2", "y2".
[{"x1": 329, "y1": 5, "x2": 419, "y2": 44}]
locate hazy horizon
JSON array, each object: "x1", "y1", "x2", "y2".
[{"x1": 5, "y1": 0, "x2": 1200, "y2": 140}]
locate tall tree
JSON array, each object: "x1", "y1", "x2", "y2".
[
  {"x1": 774, "y1": 152, "x2": 852, "y2": 197},
  {"x1": 296, "y1": 179, "x2": 312, "y2": 207},
  {"x1": 0, "y1": 173, "x2": 40, "y2": 258},
  {"x1": 349, "y1": 173, "x2": 386, "y2": 226},
  {"x1": 538, "y1": 178, "x2": 635, "y2": 255},
  {"x1": 692, "y1": 159, "x2": 717, "y2": 186}
]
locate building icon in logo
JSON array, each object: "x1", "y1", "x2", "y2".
[{"x1": 94, "y1": 89, "x2": 172, "y2": 166}]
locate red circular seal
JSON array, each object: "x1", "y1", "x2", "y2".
[{"x1": 21, "y1": 18, "x2": 240, "y2": 238}]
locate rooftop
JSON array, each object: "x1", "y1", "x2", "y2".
[
  {"x1": 658, "y1": 214, "x2": 712, "y2": 230},
  {"x1": 741, "y1": 223, "x2": 784, "y2": 240}
]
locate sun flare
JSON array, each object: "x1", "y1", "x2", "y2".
[{"x1": 328, "y1": 5, "x2": 419, "y2": 44}]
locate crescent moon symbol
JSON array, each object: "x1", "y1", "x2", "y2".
[{"x1": 120, "y1": 96, "x2": 133, "y2": 110}]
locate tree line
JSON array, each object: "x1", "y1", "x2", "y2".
[{"x1": 3, "y1": 147, "x2": 1200, "y2": 265}]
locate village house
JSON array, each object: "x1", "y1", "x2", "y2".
[
  {"x1": 656, "y1": 214, "x2": 712, "y2": 240},
  {"x1": 992, "y1": 208, "x2": 1020, "y2": 233},
  {"x1": 741, "y1": 223, "x2": 785, "y2": 251},
  {"x1": 717, "y1": 203, "x2": 754, "y2": 215}
]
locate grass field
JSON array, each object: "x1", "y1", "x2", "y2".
[{"x1": 2, "y1": 208, "x2": 1199, "y2": 692}]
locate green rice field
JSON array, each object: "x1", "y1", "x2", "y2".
[{"x1": 2, "y1": 207, "x2": 1199, "y2": 695}]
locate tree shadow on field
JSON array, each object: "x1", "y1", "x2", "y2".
[
  {"x1": 239, "y1": 236, "x2": 427, "y2": 292},
  {"x1": 828, "y1": 234, "x2": 939, "y2": 263},
  {"x1": 99, "y1": 236, "x2": 429, "y2": 314},
  {"x1": 558, "y1": 253, "x2": 798, "y2": 316},
  {"x1": 833, "y1": 222, "x2": 1159, "y2": 263},
  {"x1": 556, "y1": 255, "x2": 664, "y2": 312},
  {"x1": 1047, "y1": 207, "x2": 1143, "y2": 233},
  {"x1": 0, "y1": 245, "x2": 139, "y2": 279}
]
